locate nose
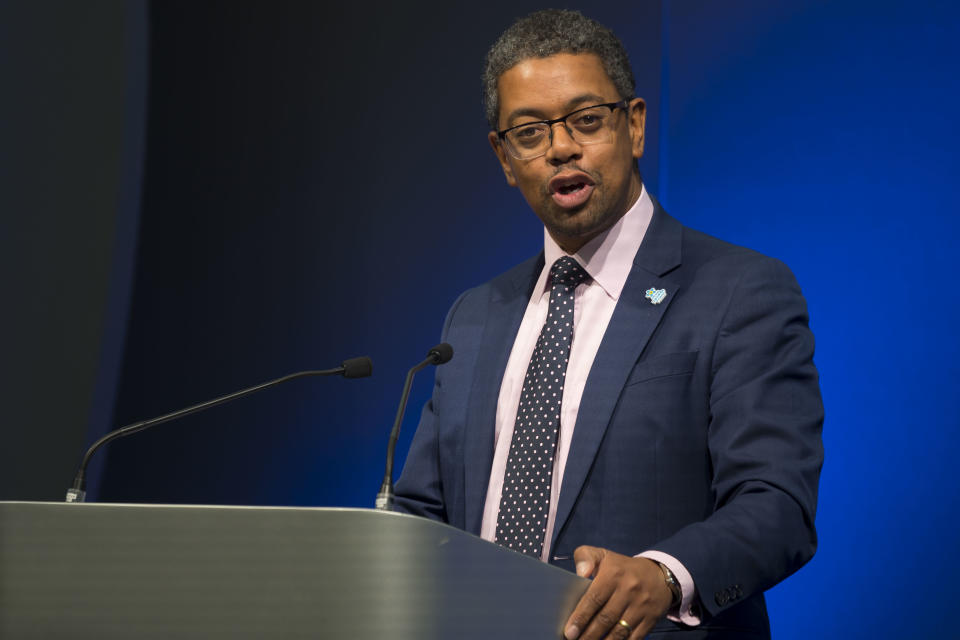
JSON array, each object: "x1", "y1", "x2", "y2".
[{"x1": 545, "y1": 122, "x2": 582, "y2": 164}]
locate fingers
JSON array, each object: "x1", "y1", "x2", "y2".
[
  {"x1": 573, "y1": 544, "x2": 604, "y2": 577},
  {"x1": 565, "y1": 547, "x2": 625, "y2": 640},
  {"x1": 621, "y1": 601, "x2": 659, "y2": 640},
  {"x1": 580, "y1": 605, "x2": 659, "y2": 640},
  {"x1": 577, "y1": 611, "x2": 655, "y2": 640},
  {"x1": 574, "y1": 575, "x2": 647, "y2": 640},
  {"x1": 563, "y1": 546, "x2": 626, "y2": 640},
  {"x1": 564, "y1": 551, "x2": 670, "y2": 640},
  {"x1": 577, "y1": 589, "x2": 634, "y2": 640}
]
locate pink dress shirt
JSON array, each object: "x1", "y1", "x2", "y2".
[{"x1": 479, "y1": 186, "x2": 701, "y2": 625}]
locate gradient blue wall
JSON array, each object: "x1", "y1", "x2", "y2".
[
  {"x1": 662, "y1": 3, "x2": 960, "y2": 636},
  {"x1": 19, "y1": 1, "x2": 957, "y2": 637}
]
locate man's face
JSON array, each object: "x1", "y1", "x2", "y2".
[{"x1": 488, "y1": 53, "x2": 645, "y2": 254}]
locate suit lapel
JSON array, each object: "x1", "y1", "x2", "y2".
[
  {"x1": 551, "y1": 205, "x2": 684, "y2": 548},
  {"x1": 462, "y1": 254, "x2": 543, "y2": 535}
]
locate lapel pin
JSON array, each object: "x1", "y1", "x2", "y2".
[{"x1": 645, "y1": 287, "x2": 667, "y2": 305}]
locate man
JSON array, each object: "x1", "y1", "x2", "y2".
[{"x1": 394, "y1": 10, "x2": 823, "y2": 640}]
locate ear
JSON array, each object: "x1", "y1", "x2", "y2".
[
  {"x1": 627, "y1": 97, "x2": 646, "y2": 159},
  {"x1": 488, "y1": 130, "x2": 518, "y2": 187}
]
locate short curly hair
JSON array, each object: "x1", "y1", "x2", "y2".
[{"x1": 482, "y1": 9, "x2": 636, "y2": 130}]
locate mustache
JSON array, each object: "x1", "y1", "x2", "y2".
[{"x1": 550, "y1": 164, "x2": 598, "y2": 180}]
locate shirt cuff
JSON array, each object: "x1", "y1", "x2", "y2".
[{"x1": 637, "y1": 550, "x2": 701, "y2": 626}]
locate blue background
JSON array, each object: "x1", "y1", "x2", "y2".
[{"x1": 2, "y1": 1, "x2": 958, "y2": 637}]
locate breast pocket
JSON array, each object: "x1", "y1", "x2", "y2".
[{"x1": 623, "y1": 351, "x2": 699, "y2": 386}]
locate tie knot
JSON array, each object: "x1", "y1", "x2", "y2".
[{"x1": 550, "y1": 256, "x2": 588, "y2": 288}]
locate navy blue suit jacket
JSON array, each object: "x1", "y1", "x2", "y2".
[{"x1": 395, "y1": 204, "x2": 824, "y2": 638}]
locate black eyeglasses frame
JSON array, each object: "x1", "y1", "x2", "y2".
[{"x1": 495, "y1": 99, "x2": 630, "y2": 142}]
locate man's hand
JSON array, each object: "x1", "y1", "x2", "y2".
[{"x1": 563, "y1": 546, "x2": 673, "y2": 640}]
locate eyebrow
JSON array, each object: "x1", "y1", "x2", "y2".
[{"x1": 504, "y1": 93, "x2": 610, "y2": 126}]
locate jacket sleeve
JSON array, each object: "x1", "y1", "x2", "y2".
[{"x1": 650, "y1": 255, "x2": 824, "y2": 618}]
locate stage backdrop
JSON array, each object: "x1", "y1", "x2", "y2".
[{"x1": 2, "y1": 1, "x2": 958, "y2": 638}]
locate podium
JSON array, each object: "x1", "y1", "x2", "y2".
[{"x1": 0, "y1": 501, "x2": 587, "y2": 638}]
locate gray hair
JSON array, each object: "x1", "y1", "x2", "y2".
[{"x1": 482, "y1": 9, "x2": 636, "y2": 130}]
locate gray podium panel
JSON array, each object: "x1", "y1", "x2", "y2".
[{"x1": 0, "y1": 502, "x2": 587, "y2": 639}]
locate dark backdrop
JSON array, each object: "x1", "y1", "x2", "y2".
[
  {"x1": 3, "y1": 1, "x2": 958, "y2": 637},
  {"x1": 95, "y1": 0, "x2": 662, "y2": 507},
  {"x1": 0, "y1": 0, "x2": 146, "y2": 503}
]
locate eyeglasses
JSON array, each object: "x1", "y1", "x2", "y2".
[{"x1": 496, "y1": 100, "x2": 629, "y2": 160}]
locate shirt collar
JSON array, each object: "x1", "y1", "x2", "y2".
[{"x1": 542, "y1": 183, "x2": 654, "y2": 301}]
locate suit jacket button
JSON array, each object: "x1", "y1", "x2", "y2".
[{"x1": 715, "y1": 592, "x2": 728, "y2": 606}]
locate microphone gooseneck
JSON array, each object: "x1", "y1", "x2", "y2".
[
  {"x1": 376, "y1": 343, "x2": 454, "y2": 511},
  {"x1": 65, "y1": 356, "x2": 373, "y2": 503}
]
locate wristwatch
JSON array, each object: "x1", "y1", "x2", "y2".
[{"x1": 656, "y1": 561, "x2": 682, "y2": 608}]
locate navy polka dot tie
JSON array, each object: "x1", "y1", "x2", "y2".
[{"x1": 495, "y1": 256, "x2": 589, "y2": 557}]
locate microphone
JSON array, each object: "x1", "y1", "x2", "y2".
[
  {"x1": 375, "y1": 343, "x2": 454, "y2": 511},
  {"x1": 341, "y1": 356, "x2": 374, "y2": 378},
  {"x1": 428, "y1": 342, "x2": 453, "y2": 365},
  {"x1": 65, "y1": 356, "x2": 373, "y2": 503}
]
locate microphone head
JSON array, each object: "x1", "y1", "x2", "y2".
[
  {"x1": 427, "y1": 343, "x2": 454, "y2": 365},
  {"x1": 341, "y1": 356, "x2": 373, "y2": 378}
]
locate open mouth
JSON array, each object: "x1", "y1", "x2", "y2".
[
  {"x1": 557, "y1": 182, "x2": 588, "y2": 195},
  {"x1": 549, "y1": 172, "x2": 596, "y2": 208}
]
